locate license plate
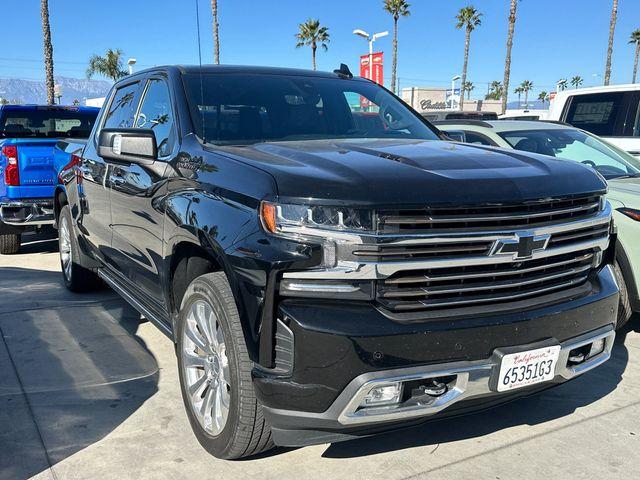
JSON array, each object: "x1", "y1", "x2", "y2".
[{"x1": 497, "y1": 345, "x2": 561, "y2": 392}]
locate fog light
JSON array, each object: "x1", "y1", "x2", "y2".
[
  {"x1": 360, "y1": 382, "x2": 402, "y2": 408},
  {"x1": 588, "y1": 338, "x2": 606, "y2": 358}
]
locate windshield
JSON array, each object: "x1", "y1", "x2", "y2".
[
  {"x1": 0, "y1": 108, "x2": 98, "y2": 139},
  {"x1": 498, "y1": 128, "x2": 640, "y2": 180},
  {"x1": 182, "y1": 73, "x2": 440, "y2": 145}
]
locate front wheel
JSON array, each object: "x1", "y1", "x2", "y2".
[
  {"x1": 613, "y1": 260, "x2": 633, "y2": 330},
  {"x1": 58, "y1": 205, "x2": 101, "y2": 292},
  {"x1": 176, "y1": 272, "x2": 273, "y2": 459},
  {"x1": 0, "y1": 233, "x2": 21, "y2": 254}
]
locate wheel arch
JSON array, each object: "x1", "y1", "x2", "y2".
[{"x1": 616, "y1": 241, "x2": 640, "y2": 312}]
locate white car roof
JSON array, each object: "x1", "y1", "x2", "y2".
[{"x1": 437, "y1": 120, "x2": 575, "y2": 134}]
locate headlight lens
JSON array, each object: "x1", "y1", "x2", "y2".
[
  {"x1": 617, "y1": 207, "x2": 640, "y2": 221},
  {"x1": 260, "y1": 201, "x2": 374, "y2": 235}
]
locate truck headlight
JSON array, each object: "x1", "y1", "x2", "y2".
[{"x1": 260, "y1": 201, "x2": 374, "y2": 235}]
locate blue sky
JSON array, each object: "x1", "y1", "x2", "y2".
[{"x1": 2, "y1": 0, "x2": 640, "y2": 100}]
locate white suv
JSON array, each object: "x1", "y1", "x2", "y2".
[{"x1": 548, "y1": 84, "x2": 640, "y2": 157}]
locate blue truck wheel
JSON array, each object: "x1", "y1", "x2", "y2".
[{"x1": 0, "y1": 233, "x2": 20, "y2": 254}]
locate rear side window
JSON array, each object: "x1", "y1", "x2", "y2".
[
  {"x1": 463, "y1": 131, "x2": 496, "y2": 146},
  {"x1": 135, "y1": 78, "x2": 176, "y2": 157},
  {"x1": 103, "y1": 82, "x2": 139, "y2": 129},
  {"x1": 0, "y1": 108, "x2": 98, "y2": 138},
  {"x1": 563, "y1": 92, "x2": 624, "y2": 136}
]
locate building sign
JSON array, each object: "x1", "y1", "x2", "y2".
[{"x1": 360, "y1": 52, "x2": 384, "y2": 86}]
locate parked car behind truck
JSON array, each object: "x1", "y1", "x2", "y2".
[
  {"x1": 0, "y1": 105, "x2": 99, "y2": 253},
  {"x1": 548, "y1": 84, "x2": 640, "y2": 157},
  {"x1": 434, "y1": 119, "x2": 640, "y2": 329},
  {"x1": 55, "y1": 65, "x2": 618, "y2": 459}
]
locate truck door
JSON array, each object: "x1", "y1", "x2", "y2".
[
  {"x1": 109, "y1": 76, "x2": 174, "y2": 308},
  {"x1": 80, "y1": 80, "x2": 141, "y2": 261}
]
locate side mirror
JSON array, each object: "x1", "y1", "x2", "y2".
[
  {"x1": 444, "y1": 130, "x2": 466, "y2": 143},
  {"x1": 98, "y1": 128, "x2": 157, "y2": 164}
]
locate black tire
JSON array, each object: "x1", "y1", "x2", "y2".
[
  {"x1": 613, "y1": 260, "x2": 632, "y2": 330},
  {"x1": 176, "y1": 271, "x2": 273, "y2": 459},
  {"x1": 0, "y1": 233, "x2": 20, "y2": 254},
  {"x1": 58, "y1": 205, "x2": 101, "y2": 292}
]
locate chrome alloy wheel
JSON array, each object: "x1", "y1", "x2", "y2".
[
  {"x1": 181, "y1": 299, "x2": 231, "y2": 435},
  {"x1": 59, "y1": 216, "x2": 72, "y2": 281}
]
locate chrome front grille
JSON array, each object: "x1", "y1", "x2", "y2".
[
  {"x1": 377, "y1": 194, "x2": 601, "y2": 233},
  {"x1": 282, "y1": 194, "x2": 611, "y2": 320},
  {"x1": 377, "y1": 250, "x2": 595, "y2": 313}
]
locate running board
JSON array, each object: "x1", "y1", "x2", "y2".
[{"x1": 98, "y1": 268, "x2": 173, "y2": 339}]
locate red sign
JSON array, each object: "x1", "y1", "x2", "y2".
[{"x1": 360, "y1": 52, "x2": 384, "y2": 86}]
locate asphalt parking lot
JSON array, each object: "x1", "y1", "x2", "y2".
[{"x1": 1, "y1": 232, "x2": 640, "y2": 480}]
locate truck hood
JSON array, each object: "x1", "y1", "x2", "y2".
[{"x1": 215, "y1": 139, "x2": 607, "y2": 206}]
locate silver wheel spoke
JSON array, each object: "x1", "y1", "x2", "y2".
[
  {"x1": 181, "y1": 297, "x2": 231, "y2": 436},
  {"x1": 183, "y1": 350, "x2": 205, "y2": 369},
  {"x1": 185, "y1": 316, "x2": 210, "y2": 352},
  {"x1": 188, "y1": 373, "x2": 208, "y2": 401}
]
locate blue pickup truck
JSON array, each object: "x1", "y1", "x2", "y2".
[{"x1": 0, "y1": 105, "x2": 99, "y2": 253}]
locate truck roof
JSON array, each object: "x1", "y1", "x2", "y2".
[{"x1": 136, "y1": 64, "x2": 366, "y2": 81}]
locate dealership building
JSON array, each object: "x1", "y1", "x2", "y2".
[{"x1": 401, "y1": 86, "x2": 502, "y2": 115}]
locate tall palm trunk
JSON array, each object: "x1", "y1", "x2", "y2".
[
  {"x1": 501, "y1": 0, "x2": 517, "y2": 114},
  {"x1": 391, "y1": 17, "x2": 398, "y2": 94},
  {"x1": 634, "y1": 43, "x2": 640, "y2": 84},
  {"x1": 312, "y1": 42, "x2": 317, "y2": 70},
  {"x1": 40, "y1": 0, "x2": 55, "y2": 105},
  {"x1": 211, "y1": 0, "x2": 220, "y2": 64},
  {"x1": 459, "y1": 27, "x2": 471, "y2": 111},
  {"x1": 524, "y1": 90, "x2": 528, "y2": 107},
  {"x1": 604, "y1": 0, "x2": 618, "y2": 86}
]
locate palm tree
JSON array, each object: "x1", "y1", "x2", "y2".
[
  {"x1": 629, "y1": 29, "x2": 640, "y2": 83},
  {"x1": 211, "y1": 0, "x2": 220, "y2": 64},
  {"x1": 538, "y1": 91, "x2": 548, "y2": 106},
  {"x1": 40, "y1": 0, "x2": 55, "y2": 105},
  {"x1": 456, "y1": 6, "x2": 482, "y2": 110},
  {"x1": 571, "y1": 76, "x2": 584, "y2": 89},
  {"x1": 384, "y1": 0, "x2": 411, "y2": 94},
  {"x1": 502, "y1": 0, "x2": 519, "y2": 114},
  {"x1": 295, "y1": 19, "x2": 330, "y2": 71},
  {"x1": 604, "y1": 0, "x2": 618, "y2": 85},
  {"x1": 520, "y1": 80, "x2": 533, "y2": 108},
  {"x1": 514, "y1": 86, "x2": 523, "y2": 108},
  {"x1": 557, "y1": 78, "x2": 568, "y2": 91},
  {"x1": 462, "y1": 81, "x2": 474, "y2": 100},
  {"x1": 485, "y1": 80, "x2": 503, "y2": 100},
  {"x1": 86, "y1": 49, "x2": 128, "y2": 82}
]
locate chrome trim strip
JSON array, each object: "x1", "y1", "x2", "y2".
[
  {"x1": 278, "y1": 203, "x2": 611, "y2": 246},
  {"x1": 337, "y1": 325, "x2": 615, "y2": 425},
  {"x1": 384, "y1": 252, "x2": 594, "y2": 284},
  {"x1": 284, "y1": 237, "x2": 609, "y2": 280},
  {"x1": 379, "y1": 265, "x2": 592, "y2": 297},
  {"x1": 381, "y1": 202, "x2": 600, "y2": 224}
]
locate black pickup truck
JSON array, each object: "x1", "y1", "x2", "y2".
[{"x1": 54, "y1": 65, "x2": 619, "y2": 459}]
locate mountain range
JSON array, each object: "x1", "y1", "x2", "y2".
[{"x1": 0, "y1": 76, "x2": 112, "y2": 105}]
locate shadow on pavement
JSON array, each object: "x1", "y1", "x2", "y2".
[
  {"x1": 0, "y1": 264, "x2": 159, "y2": 480},
  {"x1": 321, "y1": 319, "x2": 633, "y2": 459}
]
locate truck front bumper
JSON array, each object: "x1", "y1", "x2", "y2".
[
  {"x1": 0, "y1": 199, "x2": 54, "y2": 226},
  {"x1": 254, "y1": 265, "x2": 619, "y2": 447}
]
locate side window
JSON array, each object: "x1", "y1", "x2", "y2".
[
  {"x1": 103, "y1": 82, "x2": 139, "y2": 129},
  {"x1": 135, "y1": 79, "x2": 175, "y2": 157},
  {"x1": 463, "y1": 131, "x2": 496, "y2": 146},
  {"x1": 563, "y1": 92, "x2": 624, "y2": 136}
]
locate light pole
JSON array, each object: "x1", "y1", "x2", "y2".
[
  {"x1": 353, "y1": 29, "x2": 389, "y2": 81},
  {"x1": 450, "y1": 75, "x2": 461, "y2": 109},
  {"x1": 127, "y1": 58, "x2": 137, "y2": 75}
]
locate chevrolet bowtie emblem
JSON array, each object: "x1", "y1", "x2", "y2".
[{"x1": 491, "y1": 233, "x2": 551, "y2": 260}]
